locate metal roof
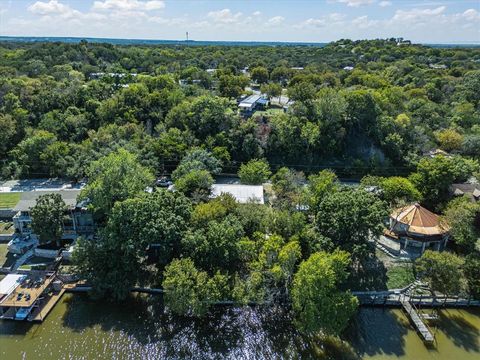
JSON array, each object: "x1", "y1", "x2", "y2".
[
  {"x1": 239, "y1": 94, "x2": 262, "y2": 105},
  {"x1": 391, "y1": 203, "x2": 449, "y2": 236},
  {"x1": 13, "y1": 190, "x2": 81, "y2": 212},
  {"x1": 211, "y1": 184, "x2": 264, "y2": 204}
]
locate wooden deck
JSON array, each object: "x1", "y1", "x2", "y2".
[
  {"x1": 28, "y1": 288, "x2": 66, "y2": 322},
  {"x1": 401, "y1": 299, "x2": 435, "y2": 343},
  {"x1": 0, "y1": 272, "x2": 55, "y2": 307}
]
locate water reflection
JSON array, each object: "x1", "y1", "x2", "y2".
[{"x1": 1, "y1": 294, "x2": 479, "y2": 360}]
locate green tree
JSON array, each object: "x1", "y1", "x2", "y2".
[
  {"x1": 30, "y1": 193, "x2": 67, "y2": 246},
  {"x1": 306, "y1": 170, "x2": 339, "y2": 212},
  {"x1": 182, "y1": 215, "x2": 245, "y2": 272},
  {"x1": 105, "y1": 189, "x2": 192, "y2": 266},
  {"x1": 171, "y1": 148, "x2": 222, "y2": 181},
  {"x1": 271, "y1": 167, "x2": 305, "y2": 208},
  {"x1": 435, "y1": 129, "x2": 463, "y2": 152},
  {"x1": 416, "y1": 250, "x2": 466, "y2": 295},
  {"x1": 315, "y1": 188, "x2": 387, "y2": 262},
  {"x1": 291, "y1": 250, "x2": 358, "y2": 335},
  {"x1": 464, "y1": 253, "x2": 480, "y2": 298},
  {"x1": 444, "y1": 197, "x2": 480, "y2": 254},
  {"x1": 218, "y1": 74, "x2": 249, "y2": 98},
  {"x1": 250, "y1": 66, "x2": 269, "y2": 84},
  {"x1": 162, "y1": 258, "x2": 229, "y2": 317},
  {"x1": 287, "y1": 82, "x2": 316, "y2": 102},
  {"x1": 238, "y1": 159, "x2": 271, "y2": 185},
  {"x1": 80, "y1": 148, "x2": 154, "y2": 221},
  {"x1": 73, "y1": 233, "x2": 140, "y2": 301},
  {"x1": 410, "y1": 155, "x2": 477, "y2": 208},
  {"x1": 380, "y1": 176, "x2": 422, "y2": 205},
  {"x1": 174, "y1": 169, "x2": 214, "y2": 202},
  {"x1": 260, "y1": 83, "x2": 282, "y2": 101}
]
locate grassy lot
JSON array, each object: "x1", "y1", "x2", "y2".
[
  {"x1": 253, "y1": 107, "x2": 283, "y2": 118},
  {"x1": 0, "y1": 192, "x2": 21, "y2": 209},
  {"x1": 0, "y1": 221, "x2": 14, "y2": 234},
  {"x1": 386, "y1": 264, "x2": 416, "y2": 289}
]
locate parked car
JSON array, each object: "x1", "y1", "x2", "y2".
[{"x1": 155, "y1": 177, "x2": 173, "y2": 188}]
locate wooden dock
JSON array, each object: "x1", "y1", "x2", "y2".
[
  {"x1": 401, "y1": 299, "x2": 434, "y2": 343},
  {"x1": 28, "y1": 287, "x2": 66, "y2": 322}
]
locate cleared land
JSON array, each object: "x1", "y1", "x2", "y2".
[{"x1": 0, "y1": 192, "x2": 21, "y2": 209}]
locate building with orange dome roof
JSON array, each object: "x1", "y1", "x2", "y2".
[{"x1": 386, "y1": 203, "x2": 450, "y2": 255}]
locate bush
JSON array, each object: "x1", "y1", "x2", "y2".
[{"x1": 238, "y1": 159, "x2": 271, "y2": 185}]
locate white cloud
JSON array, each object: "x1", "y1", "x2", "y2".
[
  {"x1": 352, "y1": 15, "x2": 378, "y2": 29},
  {"x1": 392, "y1": 6, "x2": 446, "y2": 22},
  {"x1": 207, "y1": 8, "x2": 243, "y2": 24},
  {"x1": 28, "y1": 0, "x2": 72, "y2": 15},
  {"x1": 334, "y1": 0, "x2": 374, "y2": 7},
  {"x1": 253, "y1": 11, "x2": 261, "y2": 16},
  {"x1": 296, "y1": 13, "x2": 346, "y2": 29},
  {"x1": 462, "y1": 8, "x2": 480, "y2": 22},
  {"x1": 92, "y1": 0, "x2": 165, "y2": 11},
  {"x1": 267, "y1": 16, "x2": 285, "y2": 26},
  {"x1": 379, "y1": 1, "x2": 392, "y2": 7}
]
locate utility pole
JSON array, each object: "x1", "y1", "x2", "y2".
[{"x1": 186, "y1": 31, "x2": 189, "y2": 44}]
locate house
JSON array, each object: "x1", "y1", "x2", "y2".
[
  {"x1": 238, "y1": 94, "x2": 269, "y2": 117},
  {"x1": 384, "y1": 203, "x2": 449, "y2": 256},
  {"x1": 9, "y1": 190, "x2": 94, "y2": 254},
  {"x1": 429, "y1": 64, "x2": 447, "y2": 70},
  {"x1": 211, "y1": 184, "x2": 264, "y2": 204},
  {"x1": 423, "y1": 148, "x2": 452, "y2": 158},
  {"x1": 450, "y1": 183, "x2": 480, "y2": 203}
]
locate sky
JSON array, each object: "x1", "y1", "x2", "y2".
[{"x1": 0, "y1": 0, "x2": 479, "y2": 43}]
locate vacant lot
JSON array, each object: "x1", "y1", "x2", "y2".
[{"x1": 0, "y1": 192, "x2": 21, "y2": 209}]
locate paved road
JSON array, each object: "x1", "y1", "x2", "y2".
[{"x1": 0, "y1": 179, "x2": 85, "y2": 193}]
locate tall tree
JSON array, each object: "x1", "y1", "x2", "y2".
[
  {"x1": 238, "y1": 159, "x2": 271, "y2": 185},
  {"x1": 162, "y1": 258, "x2": 229, "y2": 317},
  {"x1": 80, "y1": 148, "x2": 154, "y2": 221},
  {"x1": 416, "y1": 250, "x2": 466, "y2": 296},
  {"x1": 315, "y1": 188, "x2": 387, "y2": 262},
  {"x1": 30, "y1": 193, "x2": 67, "y2": 246},
  {"x1": 291, "y1": 250, "x2": 358, "y2": 335}
]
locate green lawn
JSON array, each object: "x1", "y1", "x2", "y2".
[
  {"x1": 0, "y1": 192, "x2": 21, "y2": 209},
  {"x1": 386, "y1": 264, "x2": 415, "y2": 289}
]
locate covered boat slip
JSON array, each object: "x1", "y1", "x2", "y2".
[{"x1": 0, "y1": 270, "x2": 64, "y2": 322}]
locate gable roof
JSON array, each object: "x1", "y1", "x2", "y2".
[
  {"x1": 450, "y1": 183, "x2": 480, "y2": 202},
  {"x1": 391, "y1": 203, "x2": 449, "y2": 236}
]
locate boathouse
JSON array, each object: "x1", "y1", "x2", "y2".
[{"x1": 0, "y1": 271, "x2": 63, "y2": 321}]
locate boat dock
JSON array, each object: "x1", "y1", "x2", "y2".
[
  {"x1": 401, "y1": 299, "x2": 435, "y2": 343},
  {"x1": 28, "y1": 287, "x2": 67, "y2": 322}
]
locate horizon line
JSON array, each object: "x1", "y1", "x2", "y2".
[{"x1": 0, "y1": 35, "x2": 479, "y2": 46}]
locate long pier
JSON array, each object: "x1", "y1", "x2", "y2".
[{"x1": 400, "y1": 299, "x2": 434, "y2": 343}]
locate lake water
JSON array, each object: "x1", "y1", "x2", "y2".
[{"x1": 0, "y1": 294, "x2": 479, "y2": 359}]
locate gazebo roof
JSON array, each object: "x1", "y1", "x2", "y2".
[{"x1": 391, "y1": 203, "x2": 449, "y2": 236}]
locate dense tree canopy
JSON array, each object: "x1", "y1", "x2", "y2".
[{"x1": 292, "y1": 250, "x2": 358, "y2": 335}]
